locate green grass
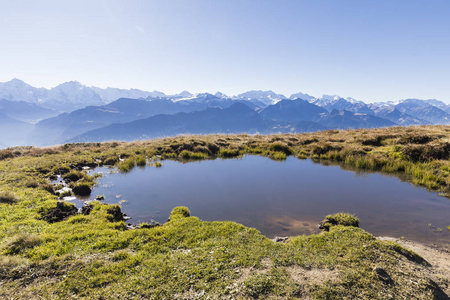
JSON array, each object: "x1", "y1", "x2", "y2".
[
  {"x1": 179, "y1": 150, "x2": 209, "y2": 159},
  {"x1": 0, "y1": 203, "x2": 438, "y2": 299},
  {"x1": 269, "y1": 151, "x2": 287, "y2": 160},
  {"x1": 0, "y1": 204, "x2": 439, "y2": 298},
  {"x1": 268, "y1": 142, "x2": 293, "y2": 155},
  {"x1": 72, "y1": 182, "x2": 92, "y2": 196},
  {"x1": 168, "y1": 206, "x2": 190, "y2": 220},
  {"x1": 1, "y1": 233, "x2": 42, "y2": 255},
  {"x1": 0, "y1": 126, "x2": 449, "y2": 298},
  {"x1": 135, "y1": 155, "x2": 146, "y2": 166},
  {"x1": 102, "y1": 155, "x2": 119, "y2": 166},
  {"x1": 58, "y1": 190, "x2": 72, "y2": 197},
  {"x1": 219, "y1": 148, "x2": 241, "y2": 157},
  {"x1": 0, "y1": 191, "x2": 18, "y2": 204},
  {"x1": 320, "y1": 213, "x2": 360, "y2": 231},
  {"x1": 62, "y1": 170, "x2": 83, "y2": 182},
  {"x1": 117, "y1": 157, "x2": 135, "y2": 173}
]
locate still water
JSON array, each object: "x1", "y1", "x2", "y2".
[{"x1": 82, "y1": 156, "x2": 449, "y2": 247}]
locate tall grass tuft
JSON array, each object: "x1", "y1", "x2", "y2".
[
  {"x1": 219, "y1": 148, "x2": 241, "y2": 158},
  {"x1": 168, "y1": 206, "x2": 190, "y2": 221},
  {"x1": 72, "y1": 183, "x2": 92, "y2": 196},
  {"x1": 2, "y1": 233, "x2": 42, "y2": 255},
  {"x1": 320, "y1": 213, "x2": 360, "y2": 231},
  {"x1": 179, "y1": 150, "x2": 208, "y2": 160},
  {"x1": 63, "y1": 170, "x2": 83, "y2": 182},
  {"x1": 269, "y1": 151, "x2": 287, "y2": 160},
  {"x1": 268, "y1": 142, "x2": 292, "y2": 155},
  {"x1": 0, "y1": 191, "x2": 18, "y2": 204},
  {"x1": 136, "y1": 155, "x2": 147, "y2": 167},
  {"x1": 103, "y1": 156, "x2": 119, "y2": 166},
  {"x1": 118, "y1": 157, "x2": 135, "y2": 173}
]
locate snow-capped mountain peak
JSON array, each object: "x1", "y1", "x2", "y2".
[
  {"x1": 215, "y1": 92, "x2": 228, "y2": 99},
  {"x1": 289, "y1": 92, "x2": 315, "y2": 102},
  {"x1": 234, "y1": 90, "x2": 286, "y2": 105},
  {"x1": 320, "y1": 94, "x2": 342, "y2": 102},
  {"x1": 314, "y1": 94, "x2": 365, "y2": 106},
  {"x1": 53, "y1": 81, "x2": 86, "y2": 91},
  {"x1": 4, "y1": 78, "x2": 31, "y2": 87},
  {"x1": 345, "y1": 97, "x2": 364, "y2": 104},
  {"x1": 172, "y1": 91, "x2": 193, "y2": 98}
]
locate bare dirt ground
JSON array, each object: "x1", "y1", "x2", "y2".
[{"x1": 378, "y1": 236, "x2": 450, "y2": 299}]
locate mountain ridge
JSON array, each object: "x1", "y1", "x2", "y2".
[
  {"x1": 2, "y1": 78, "x2": 450, "y2": 147},
  {"x1": 1, "y1": 78, "x2": 449, "y2": 110}
]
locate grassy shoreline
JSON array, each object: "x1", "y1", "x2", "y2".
[{"x1": 1, "y1": 125, "x2": 450, "y2": 298}]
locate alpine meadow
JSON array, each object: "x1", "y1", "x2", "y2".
[{"x1": 1, "y1": 1, "x2": 450, "y2": 299}]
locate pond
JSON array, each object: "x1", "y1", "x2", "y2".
[{"x1": 79, "y1": 156, "x2": 449, "y2": 247}]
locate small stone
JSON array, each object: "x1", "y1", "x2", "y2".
[{"x1": 272, "y1": 236, "x2": 289, "y2": 242}]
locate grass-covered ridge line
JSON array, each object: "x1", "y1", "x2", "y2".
[{"x1": 1, "y1": 125, "x2": 449, "y2": 298}]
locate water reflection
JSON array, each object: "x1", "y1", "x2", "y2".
[{"x1": 81, "y1": 156, "x2": 449, "y2": 248}]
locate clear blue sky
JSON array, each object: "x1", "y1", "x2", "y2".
[{"x1": 1, "y1": 0, "x2": 449, "y2": 102}]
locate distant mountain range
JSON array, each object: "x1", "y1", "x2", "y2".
[
  {"x1": 0, "y1": 79, "x2": 449, "y2": 148},
  {"x1": 67, "y1": 103, "x2": 326, "y2": 143},
  {"x1": 0, "y1": 79, "x2": 281, "y2": 113}
]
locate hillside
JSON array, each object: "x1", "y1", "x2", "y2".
[
  {"x1": 317, "y1": 109, "x2": 396, "y2": 129},
  {"x1": 0, "y1": 126, "x2": 449, "y2": 298},
  {"x1": 29, "y1": 98, "x2": 196, "y2": 146},
  {"x1": 373, "y1": 107, "x2": 428, "y2": 126},
  {"x1": 0, "y1": 99, "x2": 58, "y2": 123}
]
